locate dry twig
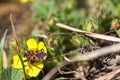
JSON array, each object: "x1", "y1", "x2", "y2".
[
  {"x1": 95, "y1": 67, "x2": 120, "y2": 80},
  {"x1": 56, "y1": 23, "x2": 120, "y2": 42},
  {"x1": 10, "y1": 14, "x2": 21, "y2": 54},
  {"x1": 10, "y1": 14, "x2": 26, "y2": 79}
]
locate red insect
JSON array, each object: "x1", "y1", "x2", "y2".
[{"x1": 24, "y1": 49, "x2": 47, "y2": 63}]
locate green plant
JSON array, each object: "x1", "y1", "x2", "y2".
[{"x1": 0, "y1": 30, "x2": 23, "y2": 80}]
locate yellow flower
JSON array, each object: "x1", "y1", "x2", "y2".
[
  {"x1": 13, "y1": 38, "x2": 47, "y2": 77},
  {"x1": 13, "y1": 55, "x2": 28, "y2": 69},
  {"x1": 13, "y1": 55, "x2": 44, "y2": 77},
  {"x1": 20, "y1": 0, "x2": 36, "y2": 3},
  {"x1": 27, "y1": 38, "x2": 47, "y2": 53}
]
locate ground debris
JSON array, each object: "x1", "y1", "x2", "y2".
[{"x1": 85, "y1": 54, "x2": 120, "y2": 80}]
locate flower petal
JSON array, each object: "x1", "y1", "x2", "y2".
[
  {"x1": 27, "y1": 38, "x2": 37, "y2": 50},
  {"x1": 13, "y1": 55, "x2": 28, "y2": 69},
  {"x1": 25, "y1": 62, "x2": 44, "y2": 77},
  {"x1": 20, "y1": 0, "x2": 29, "y2": 3},
  {"x1": 38, "y1": 42, "x2": 47, "y2": 53},
  {"x1": 20, "y1": 0, "x2": 35, "y2": 3}
]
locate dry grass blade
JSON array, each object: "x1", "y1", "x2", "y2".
[
  {"x1": 3, "y1": 50, "x2": 7, "y2": 69},
  {"x1": 10, "y1": 14, "x2": 21, "y2": 54},
  {"x1": 56, "y1": 23, "x2": 120, "y2": 42},
  {"x1": 10, "y1": 14, "x2": 26, "y2": 80}
]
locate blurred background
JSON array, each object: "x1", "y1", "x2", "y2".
[{"x1": 1, "y1": 0, "x2": 120, "y2": 39}]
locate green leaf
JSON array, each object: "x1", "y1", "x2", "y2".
[
  {"x1": 2, "y1": 66, "x2": 22, "y2": 80},
  {"x1": 32, "y1": 0, "x2": 57, "y2": 20},
  {"x1": 0, "y1": 30, "x2": 7, "y2": 79},
  {"x1": 70, "y1": 35, "x2": 90, "y2": 47},
  {"x1": 116, "y1": 29, "x2": 120, "y2": 37}
]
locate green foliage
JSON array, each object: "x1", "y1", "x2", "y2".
[
  {"x1": 2, "y1": 66, "x2": 22, "y2": 80},
  {"x1": 30, "y1": 0, "x2": 120, "y2": 71},
  {"x1": 0, "y1": 31, "x2": 23, "y2": 80},
  {"x1": 0, "y1": 30, "x2": 7, "y2": 80},
  {"x1": 111, "y1": 17, "x2": 120, "y2": 38},
  {"x1": 83, "y1": 20, "x2": 99, "y2": 32},
  {"x1": 32, "y1": 0, "x2": 86, "y2": 54},
  {"x1": 70, "y1": 35, "x2": 90, "y2": 47},
  {"x1": 32, "y1": 0, "x2": 57, "y2": 20},
  {"x1": 32, "y1": 0, "x2": 85, "y2": 28}
]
